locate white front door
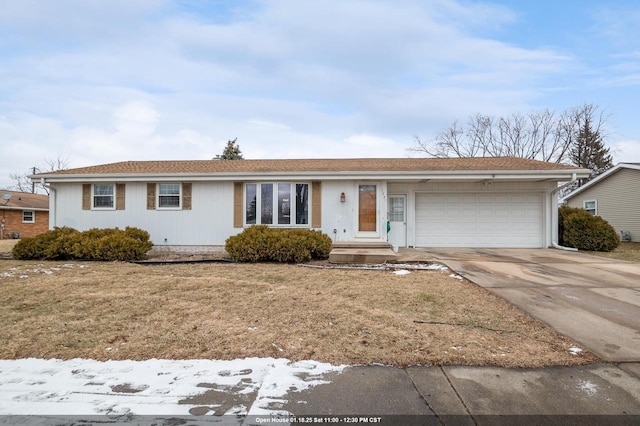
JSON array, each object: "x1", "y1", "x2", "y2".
[{"x1": 388, "y1": 194, "x2": 407, "y2": 247}]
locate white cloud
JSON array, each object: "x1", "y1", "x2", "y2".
[
  {"x1": 345, "y1": 134, "x2": 397, "y2": 148},
  {"x1": 0, "y1": 0, "x2": 638, "y2": 190}
]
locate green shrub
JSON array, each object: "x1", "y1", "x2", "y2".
[
  {"x1": 558, "y1": 205, "x2": 580, "y2": 246},
  {"x1": 12, "y1": 226, "x2": 153, "y2": 261},
  {"x1": 12, "y1": 227, "x2": 80, "y2": 260},
  {"x1": 225, "y1": 225, "x2": 332, "y2": 263},
  {"x1": 559, "y1": 206, "x2": 620, "y2": 252}
]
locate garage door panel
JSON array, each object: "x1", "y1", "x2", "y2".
[{"x1": 415, "y1": 192, "x2": 543, "y2": 248}]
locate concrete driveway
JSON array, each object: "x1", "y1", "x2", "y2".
[{"x1": 405, "y1": 248, "x2": 640, "y2": 362}]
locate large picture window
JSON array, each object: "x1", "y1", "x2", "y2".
[{"x1": 246, "y1": 183, "x2": 309, "y2": 226}]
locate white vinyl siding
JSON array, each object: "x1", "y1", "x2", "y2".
[
  {"x1": 415, "y1": 192, "x2": 543, "y2": 248},
  {"x1": 51, "y1": 182, "x2": 236, "y2": 246}
]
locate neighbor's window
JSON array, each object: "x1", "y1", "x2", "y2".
[
  {"x1": 584, "y1": 200, "x2": 597, "y2": 215},
  {"x1": 22, "y1": 210, "x2": 35, "y2": 223},
  {"x1": 93, "y1": 184, "x2": 114, "y2": 208},
  {"x1": 245, "y1": 183, "x2": 309, "y2": 226},
  {"x1": 158, "y1": 183, "x2": 181, "y2": 208}
]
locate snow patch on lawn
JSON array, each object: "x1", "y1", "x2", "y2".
[
  {"x1": 0, "y1": 358, "x2": 345, "y2": 416},
  {"x1": 0, "y1": 263, "x2": 89, "y2": 279}
]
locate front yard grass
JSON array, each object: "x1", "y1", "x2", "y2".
[
  {"x1": 587, "y1": 242, "x2": 640, "y2": 262},
  {"x1": 0, "y1": 260, "x2": 598, "y2": 368}
]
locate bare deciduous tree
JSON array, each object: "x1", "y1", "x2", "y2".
[
  {"x1": 411, "y1": 104, "x2": 607, "y2": 166},
  {"x1": 9, "y1": 157, "x2": 70, "y2": 194}
]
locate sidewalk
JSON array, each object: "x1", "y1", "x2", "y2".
[{"x1": 0, "y1": 358, "x2": 638, "y2": 425}]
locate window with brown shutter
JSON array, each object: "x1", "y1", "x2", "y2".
[
  {"x1": 147, "y1": 183, "x2": 156, "y2": 210},
  {"x1": 116, "y1": 184, "x2": 126, "y2": 210},
  {"x1": 82, "y1": 184, "x2": 91, "y2": 210},
  {"x1": 182, "y1": 183, "x2": 192, "y2": 210},
  {"x1": 311, "y1": 181, "x2": 321, "y2": 228},
  {"x1": 233, "y1": 182, "x2": 243, "y2": 228}
]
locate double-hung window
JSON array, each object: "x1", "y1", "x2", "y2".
[
  {"x1": 22, "y1": 210, "x2": 35, "y2": 223},
  {"x1": 158, "y1": 183, "x2": 181, "y2": 208},
  {"x1": 246, "y1": 183, "x2": 309, "y2": 226},
  {"x1": 93, "y1": 184, "x2": 114, "y2": 209}
]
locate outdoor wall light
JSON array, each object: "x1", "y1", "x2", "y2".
[{"x1": 340, "y1": 192, "x2": 346, "y2": 203}]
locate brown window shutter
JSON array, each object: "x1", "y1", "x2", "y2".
[
  {"x1": 233, "y1": 182, "x2": 243, "y2": 228},
  {"x1": 182, "y1": 183, "x2": 192, "y2": 210},
  {"x1": 82, "y1": 184, "x2": 91, "y2": 210},
  {"x1": 311, "y1": 181, "x2": 321, "y2": 228},
  {"x1": 147, "y1": 183, "x2": 156, "y2": 210},
  {"x1": 116, "y1": 184, "x2": 126, "y2": 210}
]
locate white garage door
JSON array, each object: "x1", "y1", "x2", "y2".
[{"x1": 415, "y1": 193, "x2": 543, "y2": 248}]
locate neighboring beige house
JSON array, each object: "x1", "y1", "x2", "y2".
[
  {"x1": 561, "y1": 163, "x2": 640, "y2": 242},
  {"x1": 0, "y1": 190, "x2": 50, "y2": 239}
]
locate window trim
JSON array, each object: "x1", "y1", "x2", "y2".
[
  {"x1": 92, "y1": 184, "x2": 115, "y2": 210},
  {"x1": 22, "y1": 210, "x2": 35, "y2": 223},
  {"x1": 244, "y1": 182, "x2": 310, "y2": 227},
  {"x1": 584, "y1": 199, "x2": 597, "y2": 215},
  {"x1": 157, "y1": 183, "x2": 182, "y2": 210}
]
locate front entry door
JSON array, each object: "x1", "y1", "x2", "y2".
[{"x1": 388, "y1": 194, "x2": 407, "y2": 248}]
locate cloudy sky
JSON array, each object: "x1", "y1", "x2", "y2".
[{"x1": 1, "y1": 0, "x2": 639, "y2": 189}]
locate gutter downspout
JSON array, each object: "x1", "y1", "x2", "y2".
[
  {"x1": 42, "y1": 178, "x2": 55, "y2": 229},
  {"x1": 550, "y1": 172, "x2": 577, "y2": 251}
]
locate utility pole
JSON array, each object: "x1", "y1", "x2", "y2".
[{"x1": 32, "y1": 166, "x2": 36, "y2": 193}]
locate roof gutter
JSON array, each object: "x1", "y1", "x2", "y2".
[
  {"x1": 550, "y1": 172, "x2": 578, "y2": 252},
  {"x1": 33, "y1": 169, "x2": 590, "y2": 183}
]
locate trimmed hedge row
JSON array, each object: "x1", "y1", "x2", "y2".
[
  {"x1": 225, "y1": 225, "x2": 332, "y2": 263},
  {"x1": 12, "y1": 226, "x2": 153, "y2": 261},
  {"x1": 558, "y1": 205, "x2": 619, "y2": 252}
]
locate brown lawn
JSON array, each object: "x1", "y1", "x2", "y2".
[
  {"x1": 0, "y1": 260, "x2": 598, "y2": 367},
  {"x1": 587, "y1": 242, "x2": 640, "y2": 262},
  {"x1": 0, "y1": 239, "x2": 18, "y2": 254}
]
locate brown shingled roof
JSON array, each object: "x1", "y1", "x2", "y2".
[
  {"x1": 39, "y1": 157, "x2": 578, "y2": 176},
  {"x1": 0, "y1": 190, "x2": 49, "y2": 210}
]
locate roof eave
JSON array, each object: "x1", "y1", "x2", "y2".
[
  {"x1": 35, "y1": 169, "x2": 589, "y2": 183},
  {"x1": 0, "y1": 206, "x2": 49, "y2": 211}
]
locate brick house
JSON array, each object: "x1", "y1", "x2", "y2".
[{"x1": 0, "y1": 191, "x2": 49, "y2": 239}]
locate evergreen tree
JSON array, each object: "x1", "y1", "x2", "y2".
[
  {"x1": 568, "y1": 107, "x2": 613, "y2": 187},
  {"x1": 215, "y1": 138, "x2": 243, "y2": 160}
]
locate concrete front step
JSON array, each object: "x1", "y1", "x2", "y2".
[
  {"x1": 332, "y1": 241, "x2": 393, "y2": 249},
  {"x1": 328, "y1": 247, "x2": 397, "y2": 264}
]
